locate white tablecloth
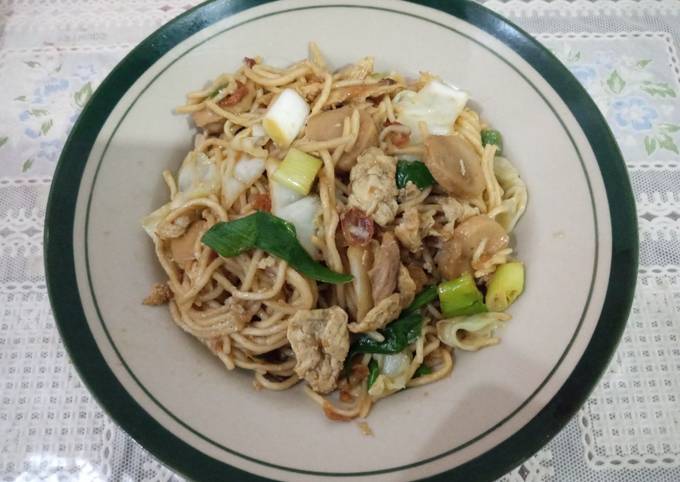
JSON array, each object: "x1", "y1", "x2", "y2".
[{"x1": 1, "y1": 1, "x2": 679, "y2": 480}]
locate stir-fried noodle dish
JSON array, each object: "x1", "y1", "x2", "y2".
[{"x1": 142, "y1": 44, "x2": 528, "y2": 421}]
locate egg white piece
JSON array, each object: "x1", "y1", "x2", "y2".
[
  {"x1": 393, "y1": 79, "x2": 469, "y2": 143},
  {"x1": 263, "y1": 88, "x2": 310, "y2": 147}
]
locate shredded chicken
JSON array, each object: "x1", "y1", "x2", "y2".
[
  {"x1": 394, "y1": 207, "x2": 420, "y2": 252},
  {"x1": 407, "y1": 263, "x2": 429, "y2": 293},
  {"x1": 287, "y1": 307, "x2": 350, "y2": 394},
  {"x1": 348, "y1": 147, "x2": 398, "y2": 226},
  {"x1": 394, "y1": 207, "x2": 436, "y2": 252},
  {"x1": 334, "y1": 57, "x2": 374, "y2": 81},
  {"x1": 440, "y1": 197, "x2": 481, "y2": 239},
  {"x1": 348, "y1": 294, "x2": 401, "y2": 333},
  {"x1": 143, "y1": 283, "x2": 173, "y2": 305},
  {"x1": 219, "y1": 298, "x2": 250, "y2": 334},
  {"x1": 191, "y1": 108, "x2": 222, "y2": 129},
  {"x1": 397, "y1": 264, "x2": 417, "y2": 308},
  {"x1": 156, "y1": 214, "x2": 192, "y2": 239},
  {"x1": 369, "y1": 232, "x2": 400, "y2": 303}
]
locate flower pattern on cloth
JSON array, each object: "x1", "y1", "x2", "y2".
[
  {"x1": 547, "y1": 37, "x2": 680, "y2": 159},
  {"x1": 2, "y1": 1, "x2": 680, "y2": 482}
]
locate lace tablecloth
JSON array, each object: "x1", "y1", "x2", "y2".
[{"x1": 1, "y1": 1, "x2": 679, "y2": 480}]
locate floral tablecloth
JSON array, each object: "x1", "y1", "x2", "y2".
[{"x1": 1, "y1": 1, "x2": 680, "y2": 481}]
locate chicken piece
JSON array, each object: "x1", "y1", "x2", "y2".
[
  {"x1": 348, "y1": 147, "x2": 398, "y2": 227},
  {"x1": 349, "y1": 294, "x2": 401, "y2": 333},
  {"x1": 435, "y1": 215, "x2": 509, "y2": 280},
  {"x1": 215, "y1": 298, "x2": 251, "y2": 334},
  {"x1": 157, "y1": 214, "x2": 193, "y2": 239},
  {"x1": 369, "y1": 232, "x2": 400, "y2": 303},
  {"x1": 397, "y1": 264, "x2": 416, "y2": 308},
  {"x1": 287, "y1": 307, "x2": 350, "y2": 394},
  {"x1": 170, "y1": 221, "x2": 205, "y2": 263},
  {"x1": 440, "y1": 197, "x2": 481, "y2": 239},
  {"x1": 407, "y1": 263, "x2": 429, "y2": 293},
  {"x1": 394, "y1": 207, "x2": 421, "y2": 252},
  {"x1": 423, "y1": 134, "x2": 485, "y2": 199},
  {"x1": 334, "y1": 57, "x2": 374, "y2": 81},
  {"x1": 191, "y1": 108, "x2": 223, "y2": 129},
  {"x1": 336, "y1": 109, "x2": 379, "y2": 172},
  {"x1": 143, "y1": 283, "x2": 173, "y2": 305},
  {"x1": 394, "y1": 207, "x2": 437, "y2": 252}
]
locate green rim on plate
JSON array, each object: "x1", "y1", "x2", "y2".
[{"x1": 44, "y1": 1, "x2": 638, "y2": 481}]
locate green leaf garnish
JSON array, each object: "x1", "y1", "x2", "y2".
[
  {"x1": 367, "y1": 359, "x2": 379, "y2": 389},
  {"x1": 396, "y1": 160, "x2": 434, "y2": 190},
  {"x1": 481, "y1": 129, "x2": 503, "y2": 155},
  {"x1": 404, "y1": 285, "x2": 438, "y2": 314},
  {"x1": 349, "y1": 312, "x2": 423, "y2": 358},
  {"x1": 202, "y1": 211, "x2": 352, "y2": 284},
  {"x1": 413, "y1": 365, "x2": 432, "y2": 378}
]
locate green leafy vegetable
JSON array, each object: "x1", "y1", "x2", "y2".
[
  {"x1": 438, "y1": 273, "x2": 487, "y2": 317},
  {"x1": 349, "y1": 312, "x2": 423, "y2": 360},
  {"x1": 396, "y1": 160, "x2": 435, "y2": 189},
  {"x1": 413, "y1": 365, "x2": 433, "y2": 378},
  {"x1": 404, "y1": 285, "x2": 438, "y2": 313},
  {"x1": 202, "y1": 211, "x2": 352, "y2": 284},
  {"x1": 367, "y1": 359, "x2": 380, "y2": 389},
  {"x1": 481, "y1": 129, "x2": 503, "y2": 155},
  {"x1": 485, "y1": 262, "x2": 524, "y2": 312}
]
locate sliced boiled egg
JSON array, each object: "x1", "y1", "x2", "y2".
[
  {"x1": 263, "y1": 88, "x2": 310, "y2": 147},
  {"x1": 393, "y1": 79, "x2": 469, "y2": 143}
]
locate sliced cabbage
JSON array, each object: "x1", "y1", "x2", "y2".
[
  {"x1": 141, "y1": 203, "x2": 171, "y2": 238},
  {"x1": 436, "y1": 312, "x2": 511, "y2": 351},
  {"x1": 493, "y1": 157, "x2": 527, "y2": 232},
  {"x1": 393, "y1": 79, "x2": 468, "y2": 143},
  {"x1": 142, "y1": 151, "x2": 222, "y2": 239},
  {"x1": 368, "y1": 350, "x2": 413, "y2": 399},
  {"x1": 222, "y1": 156, "x2": 266, "y2": 208},
  {"x1": 177, "y1": 151, "x2": 221, "y2": 200},
  {"x1": 275, "y1": 195, "x2": 321, "y2": 257}
]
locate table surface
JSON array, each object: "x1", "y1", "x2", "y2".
[{"x1": 1, "y1": 1, "x2": 680, "y2": 481}]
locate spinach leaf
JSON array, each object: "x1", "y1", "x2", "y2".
[
  {"x1": 202, "y1": 212, "x2": 352, "y2": 284},
  {"x1": 396, "y1": 160, "x2": 435, "y2": 189},
  {"x1": 413, "y1": 365, "x2": 433, "y2": 378},
  {"x1": 349, "y1": 312, "x2": 423, "y2": 359},
  {"x1": 404, "y1": 285, "x2": 438, "y2": 313},
  {"x1": 367, "y1": 359, "x2": 380, "y2": 389}
]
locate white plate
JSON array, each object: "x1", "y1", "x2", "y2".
[{"x1": 45, "y1": 1, "x2": 638, "y2": 481}]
